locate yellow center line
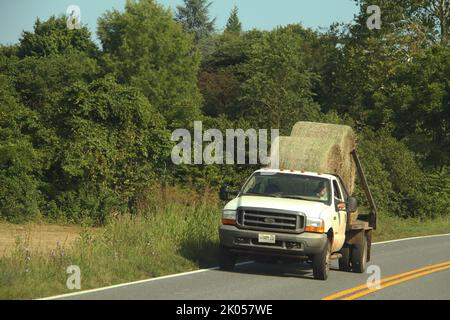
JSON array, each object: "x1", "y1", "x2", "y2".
[
  {"x1": 343, "y1": 264, "x2": 450, "y2": 300},
  {"x1": 322, "y1": 260, "x2": 450, "y2": 300}
]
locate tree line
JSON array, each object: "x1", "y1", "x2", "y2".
[{"x1": 0, "y1": 0, "x2": 448, "y2": 223}]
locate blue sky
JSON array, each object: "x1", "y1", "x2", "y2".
[{"x1": 0, "y1": 0, "x2": 359, "y2": 45}]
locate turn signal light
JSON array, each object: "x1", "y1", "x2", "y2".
[
  {"x1": 305, "y1": 225, "x2": 325, "y2": 234},
  {"x1": 222, "y1": 219, "x2": 236, "y2": 226}
]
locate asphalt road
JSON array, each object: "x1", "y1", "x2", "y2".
[{"x1": 50, "y1": 234, "x2": 450, "y2": 300}]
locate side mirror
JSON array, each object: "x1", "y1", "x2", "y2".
[
  {"x1": 220, "y1": 184, "x2": 230, "y2": 201},
  {"x1": 347, "y1": 197, "x2": 358, "y2": 212},
  {"x1": 220, "y1": 184, "x2": 239, "y2": 201}
]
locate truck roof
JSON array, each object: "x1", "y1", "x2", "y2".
[{"x1": 255, "y1": 168, "x2": 337, "y2": 180}]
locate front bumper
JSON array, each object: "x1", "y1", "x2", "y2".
[{"x1": 219, "y1": 225, "x2": 327, "y2": 258}]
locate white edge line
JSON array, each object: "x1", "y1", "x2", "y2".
[
  {"x1": 372, "y1": 233, "x2": 450, "y2": 245},
  {"x1": 38, "y1": 233, "x2": 450, "y2": 300},
  {"x1": 37, "y1": 261, "x2": 254, "y2": 300}
]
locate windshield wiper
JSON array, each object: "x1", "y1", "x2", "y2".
[
  {"x1": 243, "y1": 192, "x2": 278, "y2": 198},
  {"x1": 281, "y1": 195, "x2": 322, "y2": 202}
]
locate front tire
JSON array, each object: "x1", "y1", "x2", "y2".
[
  {"x1": 218, "y1": 246, "x2": 236, "y2": 271},
  {"x1": 313, "y1": 239, "x2": 331, "y2": 280}
]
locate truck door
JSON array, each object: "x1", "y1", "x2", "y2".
[{"x1": 331, "y1": 179, "x2": 347, "y2": 252}]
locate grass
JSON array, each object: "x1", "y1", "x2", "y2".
[
  {"x1": 0, "y1": 185, "x2": 221, "y2": 299},
  {"x1": 0, "y1": 186, "x2": 448, "y2": 299},
  {"x1": 373, "y1": 213, "x2": 450, "y2": 242},
  {"x1": 0, "y1": 222, "x2": 85, "y2": 258}
]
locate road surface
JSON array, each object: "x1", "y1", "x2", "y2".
[{"x1": 47, "y1": 234, "x2": 450, "y2": 300}]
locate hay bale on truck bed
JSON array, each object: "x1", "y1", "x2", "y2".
[{"x1": 270, "y1": 122, "x2": 356, "y2": 195}]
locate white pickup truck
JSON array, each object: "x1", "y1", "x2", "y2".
[{"x1": 219, "y1": 155, "x2": 377, "y2": 280}]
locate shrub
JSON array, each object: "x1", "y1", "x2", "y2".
[
  {"x1": 0, "y1": 75, "x2": 42, "y2": 221},
  {"x1": 42, "y1": 77, "x2": 172, "y2": 224},
  {"x1": 356, "y1": 128, "x2": 447, "y2": 218}
]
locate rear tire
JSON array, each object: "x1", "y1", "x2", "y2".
[
  {"x1": 351, "y1": 233, "x2": 368, "y2": 273},
  {"x1": 338, "y1": 244, "x2": 351, "y2": 272},
  {"x1": 218, "y1": 246, "x2": 236, "y2": 271},
  {"x1": 312, "y1": 240, "x2": 331, "y2": 280}
]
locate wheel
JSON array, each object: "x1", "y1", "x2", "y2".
[
  {"x1": 218, "y1": 246, "x2": 236, "y2": 271},
  {"x1": 338, "y1": 244, "x2": 351, "y2": 272},
  {"x1": 351, "y1": 233, "x2": 368, "y2": 273},
  {"x1": 312, "y1": 239, "x2": 331, "y2": 280}
]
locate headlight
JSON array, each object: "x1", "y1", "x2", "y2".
[
  {"x1": 222, "y1": 210, "x2": 237, "y2": 225},
  {"x1": 305, "y1": 218, "x2": 325, "y2": 233}
]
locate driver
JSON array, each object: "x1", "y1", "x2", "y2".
[{"x1": 316, "y1": 182, "x2": 328, "y2": 201}]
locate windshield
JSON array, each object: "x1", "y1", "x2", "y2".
[{"x1": 241, "y1": 172, "x2": 331, "y2": 204}]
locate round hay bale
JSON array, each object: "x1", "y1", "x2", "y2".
[{"x1": 270, "y1": 122, "x2": 356, "y2": 194}]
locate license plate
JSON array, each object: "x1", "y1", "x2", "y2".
[{"x1": 258, "y1": 233, "x2": 276, "y2": 244}]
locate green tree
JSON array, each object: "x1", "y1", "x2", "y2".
[
  {"x1": 3, "y1": 52, "x2": 99, "y2": 113},
  {"x1": 199, "y1": 30, "x2": 251, "y2": 118},
  {"x1": 175, "y1": 0, "x2": 216, "y2": 43},
  {"x1": 321, "y1": 1, "x2": 449, "y2": 168},
  {"x1": 18, "y1": 16, "x2": 98, "y2": 58},
  {"x1": 387, "y1": 44, "x2": 450, "y2": 169},
  {"x1": 46, "y1": 77, "x2": 171, "y2": 222},
  {"x1": 239, "y1": 26, "x2": 321, "y2": 132},
  {"x1": 203, "y1": 30, "x2": 252, "y2": 70},
  {"x1": 98, "y1": 0, "x2": 202, "y2": 128},
  {"x1": 422, "y1": 0, "x2": 450, "y2": 44},
  {"x1": 322, "y1": 0, "x2": 448, "y2": 119},
  {"x1": 0, "y1": 75, "x2": 42, "y2": 221},
  {"x1": 0, "y1": 44, "x2": 19, "y2": 58},
  {"x1": 357, "y1": 128, "x2": 447, "y2": 218},
  {"x1": 199, "y1": 69, "x2": 241, "y2": 117},
  {"x1": 225, "y1": 6, "x2": 242, "y2": 33}
]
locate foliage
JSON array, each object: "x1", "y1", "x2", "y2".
[
  {"x1": 0, "y1": 185, "x2": 221, "y2": 299},
  {"x1": 18, "y1": 16, "x2": 98, "y2": 58},
  {"x1": 0, "y1": 0, "x2": 448, "y2": 222},
  {"x1": 356, "y1": 128, "x2": 448, "y2": 218},
  {"x1": 2, "y1": 51, "x2": 99, "y2": 114},
  {"x1": 225, "y1": 6, "x2": 242, "y2": 34},
  {"x1": 388, "y1": 44, "x2": 450, "y2": 169},
  {"x1": 98, "y1": 0, "x2": 202, "y2": 128},
  {"x1": 175, "y1": 0, "x2": 216, "y2": 43},
  {"x1": 239, "y1": 26, "x2": 322, "y2": 133},
  {"x1": 43, "y1": 77, "x2": 171, "y2": 223},
  {"x1": 0, "y1": 75, "x2": 42, "y2": 221}
]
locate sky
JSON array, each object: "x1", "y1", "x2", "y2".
[{"x1": 0, "y1": 0, "x2": 359, "y2": 45}]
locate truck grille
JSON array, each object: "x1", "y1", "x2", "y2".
[{"x1": 236, "y1": 208, "x2": 305, "y2": 234}]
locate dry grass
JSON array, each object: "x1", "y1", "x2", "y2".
[
  {"x1": 0, "y1": 185, "x2": 221, "y2": 300},
  {"x1": 0, "y1": 223, "x2": 84, "y2": 258}
]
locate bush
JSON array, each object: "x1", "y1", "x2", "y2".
[
  {"x1": 0, "y1": 75, "x2": 42, "y2": 221},
  {"x1": 41, "y1": 77, "x2": 172, "y2": 224},
  {"x1": 356, "y1": 128, "x2": 447, "y2": 218}
]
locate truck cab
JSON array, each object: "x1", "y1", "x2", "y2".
[{"x1": 219, "y1": 168, "x2": 365, "y2": 280}]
